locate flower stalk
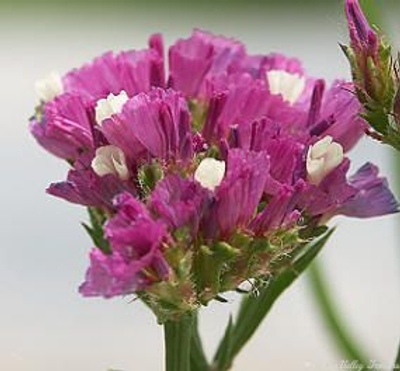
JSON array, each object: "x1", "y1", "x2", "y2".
[{"x1": 164, "y1": 312, "x2": 195, "y2": 371}]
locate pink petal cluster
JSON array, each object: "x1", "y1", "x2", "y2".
[{"x1": 30, "y1": 30, "x2": 398, "y2": 302}]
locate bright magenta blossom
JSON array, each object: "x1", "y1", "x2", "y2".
[{"x1": 30, "y1": 30, "x2": 398, "y2": 318}]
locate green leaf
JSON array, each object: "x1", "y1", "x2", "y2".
[
  {"x1": 291, "y1": 227, "x2": 334, "y2": 272},
  {"x1": 82, "y1": 207, "x2": 110, "y2": 254},
  {"x1": 190, "y1": 313, "x2": 209, "y2": 371},
  {"x1": 308, "y1": 262, "x2": 371, "y2": 369},
  {"x1": 212, "y1": 316, "x2": 234, "y2": 370}
]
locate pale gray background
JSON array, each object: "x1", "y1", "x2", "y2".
[{"x1": 0, "y1": 4, "x2": 399, "y2": 370}]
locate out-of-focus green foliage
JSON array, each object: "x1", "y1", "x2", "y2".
[{"x1": 0, "y1": 0, "x2": 380, "y2": 12}]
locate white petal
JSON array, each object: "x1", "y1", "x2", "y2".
[
  {"x1": 306, "y1": 136, "x2": 344, "y2": 185},
  {"x1": 110, "y1": 91, "x2": 129, "y2": 113},
  {"x1": 306, "y1": 157, "x2": 324, "y2": 176},
  {"x1": 91, "y1": 145, "x2": 129, "y2": 180},
  {"x1": 267, "y1": 70, "x2": 305, "y2": 105},
  {"x1": 324, "y1": 142, "x2": 344, "y2": 172},
  {"x1": 194, "y1": 158, "x2": 226, "y2": 191},
  {"x1": 309, "y1": 135, "x2": 333, "y2": 159},
  {"x1": 111, "y1": 150, "x2": 130, "y2": 181},
  {"x1": 91, "y1": 159, "x2": 114, "y2": 177},
  {"x1": 95, "y1": 91, "x2": 129, "y2": 125},
  {"x1": 95, "y1": 99, "x2": 114, "y2": 125},
  {"x1": 35, "y1": 72, "x2": 63, "y2": 102}
]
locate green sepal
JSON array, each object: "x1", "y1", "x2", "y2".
[
  {"x1": 214, "y1": 241, "x2": 240, "y2": 259},
  {"x1": 194, "y1": 242, "x2": 239, "y2": 304},
  {"x1": 137, "y1": 161, "x2": 163, "y2": 196},
  {"x1": 164, "y1": 247, "x2": 193, "y2": 281},
  {"x1": 212, "y1": 228, "x2": 334, "y2": 371},
  {"x1": 189, "y1": 99, "x2": 208, "y2": 132},
  {"x1": 82, "y1": 207, "x2": 110, "y2": 254},
  {"x1": 141, "y1": 280, "x2": 197, "y2": 324},
  {"x1": 142, "y1": 247, "x2": 197, "y2": 323}
]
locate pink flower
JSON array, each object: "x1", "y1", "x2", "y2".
[
  {"x1": 64, "y1": 47, "x2": 164, "y2": 101},
  {"x1": 79, "y1": 193, "x2": 170, "y2": 297},
  {"x1": 30, "y1": 93, "x2": 94, "y2": 161},
  {"x1": 168, "y1": 29, "x2": 245, "y2": 98},
  {"x1": 101, "y1": 88, "x2": 193, "y2": 164},
  {"x1": 30, "y1": 30, "x2": 398, "y2": 305}
]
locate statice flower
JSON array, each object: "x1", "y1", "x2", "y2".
[
  {"x1": 343, "y1": 0, "x2": 400, "y2": 150},
  {"x1": 30, "y1": 29, "x2": 398, "y2": 322}
]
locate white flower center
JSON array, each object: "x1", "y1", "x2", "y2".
[
  {"x1": 91, "y1": 145, "x2": 130, "y2": 181},
  {"x1": 95, "y1": 91, "x2": 129, "y2": 125},
  {"x1": 194, "y1": 158, "x2": 226, "y2": 191},
  {"x1": 266, "y1": 70, "x2": 306, "y2": 105},
  {"x1": 306, "y1": 136, "x2": 344, "y2": 185},
  {"x1": 35, "y1": 72, "x2": 63, "y2": 102}
]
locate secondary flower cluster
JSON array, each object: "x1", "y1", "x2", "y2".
[
  {"x1": 30, "y1": 29, "x2": 398, "y2": 321},
  {"x1": 343, "y1": 0, "x2": 400, "y2": 150}
]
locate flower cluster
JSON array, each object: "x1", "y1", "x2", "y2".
[
  {"x1": 30, "y1": 29, "x2": 398, "y2": 321},
  {"x1": 343, "y1": 0, "x2": 400, "y2": 150}
]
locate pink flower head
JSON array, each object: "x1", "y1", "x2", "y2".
[{"x1": 30, "y1": 30, "x2": 398, "y2": 310}]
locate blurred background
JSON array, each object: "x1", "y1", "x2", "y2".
[{"x1": 1, "y1": 0, "x2": 399, "y2": 370}]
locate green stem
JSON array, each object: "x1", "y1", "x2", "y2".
[
  {"x1": 308, "y1": 262, "x2": 372, "y2": 370},
  {"x1": 393, "y1": 341, "x2": 400, "y2": 371},
  {"x1": 164, "y1": 313, "x2": 194, "y2": 371}
]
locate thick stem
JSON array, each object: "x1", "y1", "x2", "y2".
[
  {"x1": 308, "y1": 262, "x2": 372, "y2": 370},
  {"x1": 164, "y1": 313, "x2": 194, "y2": 371}
]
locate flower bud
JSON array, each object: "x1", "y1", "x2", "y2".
[
  {"x1": 345, "y1": 0, "x2": 378, "y2": 58},
  {"x1": 344, "y1": 0, "x2": 393, "y2": 105}
]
